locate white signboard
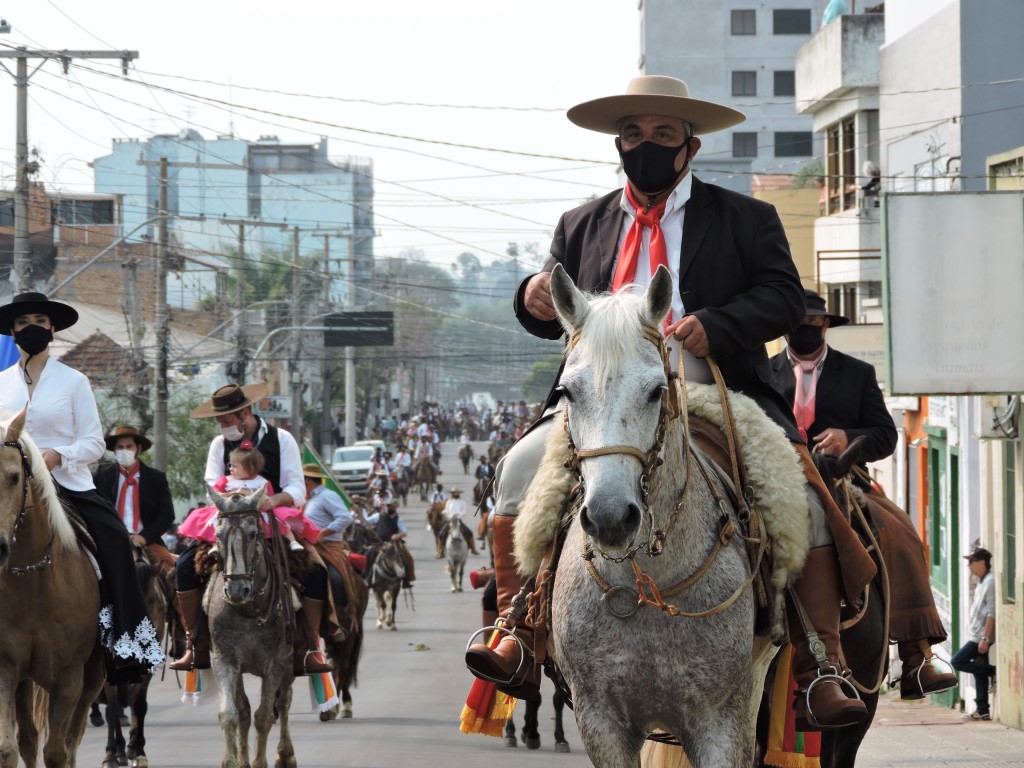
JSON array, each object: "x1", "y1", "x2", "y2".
[
  {"x1": 254, "y1": 395, "x2": 291, "y2": 420},
  {"x1": 825, "y1": 324, "x2": 885, "y2": 385},
  {"x1": 884, "y1": 192, "x2": 1024, "y2": 394}
]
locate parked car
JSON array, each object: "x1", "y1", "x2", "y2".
[
  {"x1": 330, "y1": 445, "x2": 376, "y2": 495},
  {"x1": 355, "y1": 438, "x2": 387, "y2": 455}
]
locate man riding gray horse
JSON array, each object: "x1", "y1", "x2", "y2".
[{"x1": 465, "y1": 75, "x2": 889, "y2": 731}]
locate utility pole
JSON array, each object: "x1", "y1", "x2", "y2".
[
  {"x1": 320, "y1": 234, "x2": 333, "y2": 452},
  {"x1": 0, "y1": 47, "x2": 138, "y2": 292},
  {"x1": 235, "y1": 222, "x2": 247, "y2": 383},
  {"x1": 344, "y1": 234, "x2": 357, "y2": 446},
  {"x1": 153, "y1": 157, "x2": 169, "y2": 471},
  {"x1": 290, "y1": 226, "x2": 303, "y2": 442}
]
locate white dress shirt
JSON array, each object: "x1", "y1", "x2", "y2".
[
  {"x1": 116, "y1": 464, "x2": 142, "y2": 532},
  {"x1": 204, "y1": 417, "x2": 306, "y2": 507},
  {"x1": 444, "y1": 497, "x2": 467, "y2": 521},
  {"x1": 0, "y1": 359, "x2": 105, "y2": 491}
]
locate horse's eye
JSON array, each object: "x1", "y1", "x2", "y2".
[
  {"x1": 649, "y1": 385, "x2": 666, "y2": 403},
  {"x1": 557, "y1": 386, "x2": 574, "y2": 403}
]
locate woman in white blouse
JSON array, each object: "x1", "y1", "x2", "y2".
[{"x1": 0, "y1": 293, "x2": 163, "y2": 679}]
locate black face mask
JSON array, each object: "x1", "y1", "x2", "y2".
[
  {"x1": 619, "y1": 139, "x2": 690, "y2": 195},
  {"x1": 787, "y1": 324, "x2": 825, "y2": 355},
  {"x1": 14, "y1": 324, "x2": 53, "y2": 356}
]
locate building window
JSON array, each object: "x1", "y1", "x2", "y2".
[
  {"x1": 733, "y1": 132, "x2": 758, "y2": 158},
  {"x1": 825, "y1": 117, "x2": 856, "y2": 212},
  {"x1": 774, "y1": 9, "x2": 812, "y2": 34},
  {"x1": 774, "y1": 70, "x2": 796, "y2": 97},
  {"x1": 1006, "y1": 439, "x2": 1017, "y2": 603},
  {"x1": 732, "y1": 71, "x2": 757, "y2": 97},
  {"x1": 731, "y1": 9, "x2": 756, "y2": 35},
  {"x1": 775, "y1": 131, "x2": 812, "y2": 157}
]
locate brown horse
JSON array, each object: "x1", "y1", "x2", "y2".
[
  {"x1": 412, "y1": 457, "x2": 437, "y2": 502},
  {"x1": 0, "y1": 409, "x2": 105, "y2": 768}
]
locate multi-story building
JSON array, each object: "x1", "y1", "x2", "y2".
[
  {"x1": 92, "y1": 131, "x2": 374, "y2": 308},
  {"x1": 639, "y1": 0, "x2": 821, "y2": 195},
  {"x1": 796, "y1": 0, "x2": 1024, "y2": 727}
]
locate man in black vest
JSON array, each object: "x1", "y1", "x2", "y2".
[
  {"x1": 170, "y1": 383, "x2": 331, "y2": 675},
  {"x1": 365, "y1": 499, "x2": 416, "y2": 588},
  {"x1": 93, "y1": 425, "x2": 176, "y2": 575}
]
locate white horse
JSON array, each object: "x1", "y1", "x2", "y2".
[
  {"x1": 444, "y1": 514, "x2": 468, "y2": 593},
  {"x1": 545, "y1": 264, "x2": 775, "y2": 768}
]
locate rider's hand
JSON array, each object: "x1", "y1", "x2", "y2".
[
  {"x1": 130, "y1": 534, "x2": 147, "y2": 548},
  {"x1": 258, "y1": 494, "x2": 275, "y2": 513},
  {"x1": 665, "y1": 315, "x2": 709, "y2": 358},
  {"x1": 40, "y1": 448, "x2": 62, "y2": 471},
  {"x1": 812, "y1": 428, "x2": 849, "y2": 456},
  {"x1": 524, "y1": 272, "x2": 557, "y2": 321}
]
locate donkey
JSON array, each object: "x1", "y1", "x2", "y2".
[
  {"x1": 0, "y1": 409, "x2": 105, "y2": 768},
  {"x1": 206, "y1": 486, "x2": 296, "y2": 768},
  {"x1": 445, "y1": 514, "x2": 469, "y2": 593},
  {"x1": 544, "y1": 265, "x2": 776, "y2": 767}
]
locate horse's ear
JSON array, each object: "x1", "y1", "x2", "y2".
[
  {"x1": 549, "y1": 264, "x2": 589, "y2": 330},
  {"x1": 834, "y1": 435, "x2": 866, "y2": 478},
  {"x1": 645, "y1": 265, "x2": 674, "y2": 327},
  {"x1": 4, "y1": 406, "x2": 27, "y2": 442},
  {"x1": 207, "y1": 483, "x2": 225, "y2": 508},
  {"x1": 250, "y1": 485, "x2": 267, "y2": 510}
]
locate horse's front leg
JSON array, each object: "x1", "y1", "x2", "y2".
[
  {"x1": 214, "y1": 668, "x2": 242, "y2": 768},
  {"x1": 127, "y1": 677, "x2": 151, "y2": 767},
  {"x1": 573, "y1": 699, "x2": 646, "y2": 768},
  {"x1": 235, "y1": 676, "x2": 252, "y2": 768},
  {"x1": 11, "y1": 679, "x2": 36, "y2": 768},
  {"x1": 273, "y1": 676, "x2": 296, "y2": 768},
  {"x1": 41, "y1": 668, "x2": 85, "y2": 768},
  {"x1": 250, "y1": 675, "x2": 277, "y2": 768}
]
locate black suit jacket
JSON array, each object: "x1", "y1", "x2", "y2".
[
  {"x1": 769, "y1": 347, "x2": 897, "y2": 464},
  {"x1": 93, "y1": 460, "x2": 176, "y2": 546},
  {"x1": 514, "y1": 176, "x2": 805, "y2": 441}
]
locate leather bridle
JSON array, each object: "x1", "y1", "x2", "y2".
[{"x1": 1, "y1": 439, "x2": 53, "y2": 576}]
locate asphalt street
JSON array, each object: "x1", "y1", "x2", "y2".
[{"x1": 75, "y1": 441, "x2": 1024, "y2": 767}]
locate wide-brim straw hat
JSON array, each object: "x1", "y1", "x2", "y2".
[
  {"x1": 104, "y1": 425, "x2": 153, "y2": 452},
  {"x1": 567, "y1": 75, "x2": 746, "y2": 136},
  {"x1": 0, "y1": 292, "x2": 79, "y2": 335},
  {"x1": 190, "y1": 383, "x2": 269, "y2": 419},
  {"x1": 302, "y1": 463, "x2": 327, "y2": 480}
]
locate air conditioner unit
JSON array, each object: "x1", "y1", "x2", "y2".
[
  {"x1": 243, "y1": 308, "x2": 266, "y2": 327},
  {"x1": 973, "y1": 395, "x2": 1021, "y2": 440}
]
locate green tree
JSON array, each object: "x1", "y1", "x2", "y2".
[
  {"x1": 165, "y1": 389, "x2": 217, "y2": 505},
  {"x1": 520, "y1": 353, "x2": 563, "y2": 403}
]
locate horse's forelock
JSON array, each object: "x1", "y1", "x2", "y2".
[
  {"x1": 570, "y1": 292, "x2": 652, "y2": 391},
  {"x1": 14, "y1": 431, "x2": 78, "y2": 551}
]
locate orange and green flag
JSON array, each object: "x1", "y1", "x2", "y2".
[{"x1": 301, "y1": 442, "x2": 353, "y2": 509}]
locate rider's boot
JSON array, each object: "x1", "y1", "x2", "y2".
[
  {"x1": 465, "y1": 515, "x2": 541, "y2": 702},
  {"x1": 169, "y1": 589, "x2": 211, "y2": 671},
  {"x1": 788, "y1": 546, "x2": 868, "y2": 731},
  {"x1": 898, "y1": 639, "x2": 958, "y2": 699},
  {"x1": 293, "y1": 597, "x2": 334, "y2": 676}
]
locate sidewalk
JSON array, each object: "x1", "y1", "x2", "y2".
[{"x1": 855, "y1": 691, "x2": 1024, "y2": 766}]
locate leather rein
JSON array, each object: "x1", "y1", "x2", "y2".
[
  {"x1": 1, "y1": 439, "x2": 54, "y2": 577},
  {"x1": 218, "y1": 506, "x2": 286, "y2": 628},
  {"x1": 562, "y1": 324, "x2": 767, "y2": 620}
]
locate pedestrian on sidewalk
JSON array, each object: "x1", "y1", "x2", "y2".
[{"x1": 951, "y1": 547, "x2": 996, "y2": 720}]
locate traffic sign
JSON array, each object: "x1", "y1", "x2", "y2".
[{"x1": 324, "y1": 312, "x2": 394, "y2": 347}]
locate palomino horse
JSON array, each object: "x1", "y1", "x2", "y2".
[
  {"x1": 413, "y1": 457, "x2": 437, "y2": 502},
  {"x1": 544, "y1": 265, "x2": 774, "y2": 767},
  {"x1": 368, "y1": 541, "x2": 405, "y2": 630},
  {"x1": 444, "y1": 514, "x2": 469, "y2": 593},
  {"x1": 207, "y1": 486, "x2": 296, "y2": 768},
  {"x1": 97, "y1": 545, "x2": 168, "y2": 768},
  {"x1": 0, "y1": 410, "x2": 105, "y2": 768}
]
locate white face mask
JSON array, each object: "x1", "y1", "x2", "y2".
[
  {"x1": 115, "y1": 449, "x2": 137, "y2": 468},
  {"x1": 221, "y1": 424, "x2": 244, "y2": 442}
]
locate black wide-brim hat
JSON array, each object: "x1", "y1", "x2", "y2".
[
  {"x1": 0, "y1": 292, "x2": 79, "y2": 335},
  {"x1": 803, "y1": 289, "x2": 849, "y2": 327},
  {"x1": 190, "y1": 382, "x2": 269, "y2": 419}
]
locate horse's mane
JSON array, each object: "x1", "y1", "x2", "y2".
[
  {"x1": 6, "y1": 429, "x2": 79, "y2": 551},
  {"x1": 570, "y1": 290, "x2": 653, "y2": 392}
]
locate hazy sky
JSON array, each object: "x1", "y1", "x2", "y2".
[{"x1": 0, "y1": 1, "x2": 640, "y2": 270}]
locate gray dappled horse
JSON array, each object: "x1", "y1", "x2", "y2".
[
  {"x1": 444, "y1": 513, "x2": 468, "y2": 592},
  {"x1": 547, "y1": 265, "x2": 775, "y2": 767},
  {"x1": 207, "y1": 486, "x2": 296, "y2": 768},
  {"x1": 0, "y1": 410, "x2": 105, "y2": 768}
]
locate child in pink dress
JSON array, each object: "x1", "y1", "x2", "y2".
[{"x1": 178, "y1": 442, "x2": 318, "y2": 549}]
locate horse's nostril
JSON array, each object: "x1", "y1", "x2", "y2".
[
  {"x1": 624, "y1": 503, "x2": 642, "y2": 532},
  {"x1": 579, "y1": 507, "x2": 595, "y2": 535},
  {"x1": 0, "y1": 538, "x2": 8, "y2": 564}
]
